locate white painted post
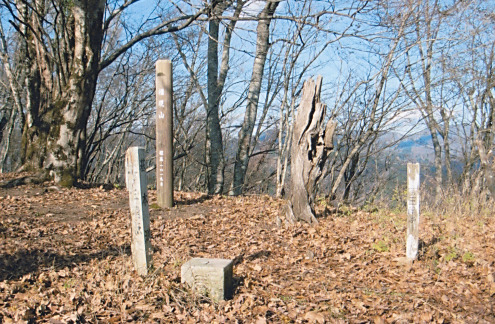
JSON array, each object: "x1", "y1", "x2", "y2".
[
  {"x1": 156, "y1": 59, "x2": 174, "y2": 208},
  {"x1": 406, "y1": 163, "x2": 420, "y2": 261},
  {"x1": 125, "y1": 147, "x2": 152, "y2": 276}
]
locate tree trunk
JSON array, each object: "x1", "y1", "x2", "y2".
[
  {"x1": 0, "y1": 103, "x2": 17, "y2": 172},
  {"x1": 343, "y1": 153, "x2": 360, "y2": 202},
  {"x1": 206, "y1": 5, "x2": 225, "y2": 195},
  {"x1": 425, "y1": 120, "x2": 443, "y2": 198},
  {"x1": 276, "y1": 96, "x2": 292, "y2": 198},
  {"x1": 9, "y1": 0, "x2": 204, "y2": 186},
  {"x1": 203, "y1": 0, "x2": 242, "y2": 194},
  {"x1": 0, "y1": 20, "x2": 24, "y2": 171},
  {"x1": 286, "y1": 76, "x2": 336, "y2": 224},
  {"x1": 229, "y1": 0, "x2": 279, "y2": 196},
  {"x1": 18, "y1": 0, "x2": 105, "y2": 186},
  {"x1": 414, "y1": 1, "x2": 444, "y2": 200}
]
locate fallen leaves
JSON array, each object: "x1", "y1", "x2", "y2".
[
  {"x1": 304, "y1": 311, "x2": 325, "y2": 323},
  {"x1": 0, "y1": 178, "x2": 494, "y2": 322}
]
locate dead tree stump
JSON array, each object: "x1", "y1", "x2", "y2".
[{"x1": 286, "y1": 76, "x2": 336, "y2": 224}]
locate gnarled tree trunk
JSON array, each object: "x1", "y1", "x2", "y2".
[
  {"x1": 19, "y1": 0, "x2": 105, "y2": 186},
  {"x1": 7, "y1": 0, "x2": 205, "y2": 187},
  {"x1": 286, "y1": 76, "x2": 336, "y2": 224}
]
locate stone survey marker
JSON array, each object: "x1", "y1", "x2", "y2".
[
  {"x1": 181, "y1": 258, "x2": 234, "y2": 301},
  {"x1": 125, "y1": 147, "x2": 152, "y2": 276}
]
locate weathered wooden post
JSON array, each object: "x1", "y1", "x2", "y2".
[
  {"x1": 406, "y1": 163, "x2": 420, "y2": 261},
  {"x1": 156, "y1": 59, "x2": 174, "y2": 208},
  {"x1": 125, "y1": 147, "x2": 152, "y2": 276}
]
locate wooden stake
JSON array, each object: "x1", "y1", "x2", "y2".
[
  {"x1": 407, "y1": 163, "x2": 420, "y2": 261},
  {"x1": 156, "y1": 59, "x2": 174, "y2": 208},
  {"x1": 125, "y1": 147, "x2": 151, "y2": 276}
]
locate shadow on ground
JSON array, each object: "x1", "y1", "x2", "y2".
[
  {"x1": 175, "y1": 194, "x2": 212, "y2": 206},
  {"x1": 0, "y1": 244, "x2": 130, "y2": 281}
]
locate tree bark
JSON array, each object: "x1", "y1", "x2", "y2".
[
  {"x1": 286, "y1": 76, "x2": 336, "y2": 224},
  {"x1": 206, "y1": 0, "x2": 242, "y2": 194},
  {"x1": 0, "y1": 21, "x2": 24, "y2": 170},
  {"x1": 229, "y1": 0, "x2": 279, "y2": 196},
  {"x1": 7, "y1": 0, "x2": 206, "y2": 186},
  {"x1": 18, "y1": 0, "x2": 105, "y2": 186},
  {"x1": 0, "y1": 103, "x2": 17, "y2": 172},
  {"x1": 206, "y1": 3, "x2": 224, "y2": 195},
  {"x1": 343, "y1": 153, "x2": 360, "y2": 202}
]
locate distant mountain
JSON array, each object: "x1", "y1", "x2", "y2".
[
  {"x1": 379, "y1": 129, "x2": 435, "y2": 162},
  {"x1": 397, "y1": 134, "x2": 432, "y2": 150}
]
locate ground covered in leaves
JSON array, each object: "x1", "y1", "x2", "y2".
[{"x1": 0, "y1": 173, "x2": 494, "y2": 323}]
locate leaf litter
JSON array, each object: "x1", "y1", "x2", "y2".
[{"x1": 0, "y1": 175, "x2": 494, "y2": 323}]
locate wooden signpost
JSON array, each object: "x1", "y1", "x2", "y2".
[
  {"x1": 125, "y1": 147, "x2": 151, "y2": 276},
  {"x1": 155, "y1": 59, "x2": 173, "y2": 208},
  {"x1": 406, "y1": 163, "x2": 420, "y2": 261}
]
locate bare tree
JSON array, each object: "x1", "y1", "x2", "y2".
[
  {"x1": 229, "y1": 0, "x2": 280, "y2": 196},
  {"x1": 84, "y1": 47, "x2": 158, "y2": 183},
  {"x1": 448, "y1": 1, "x2": 495, "y2": 195},
  {"x1": 400, "y1": 0, "x2": 458, "y2": 200},
  {"x1": 0, "y1": 0, "x2": 207, "y2": 186},
  {"x1": 206, "y1": 0, "x2": 244, "y2": 194},
  {"x1": 317, "y1": 1, "x2": 416, "y2": 203},
  {"x1": 0, "y1": 10, "x2": 25, "y2": 172},
  {"x1": 272, "y1": 0, "x2": 356, "y2": 197},
  {"x1": 172, "y1": 0, "x2": 245, "y2": 194}
]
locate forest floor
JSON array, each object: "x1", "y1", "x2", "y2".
[{"x1": 0, "y1": 172, "x2": 494, "y2": 323}]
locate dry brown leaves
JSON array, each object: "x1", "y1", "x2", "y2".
[{"x1": 0, "y1": 175, "x2": 494, "y2": 323}]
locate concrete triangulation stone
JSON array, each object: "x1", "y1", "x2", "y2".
[{"x1": 181, "y1": 258, "x2": 233, "y2": 301}]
